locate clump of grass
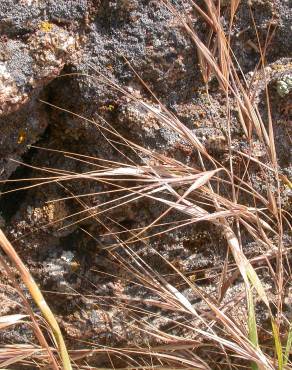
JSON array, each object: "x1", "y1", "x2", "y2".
[
  {"x1": 0, "y1": 0, "x2": 291, "y2": 369},
  {"x1": 0, "y1": 230, "x2": 72, "y2": 369}
]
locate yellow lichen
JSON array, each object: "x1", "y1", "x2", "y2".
[
  {"x1": 17, "y1": 130, "x2": 26, "y2": 144},
  {"x1": 39, "y1": 21, "x2": 54, "y2": 33},
  {"x1": 70, "y1": 261, "x2": 80, "y2": 272},
  {"x1": 99, "y1": 104, "x2": 115, "y2": 112}
]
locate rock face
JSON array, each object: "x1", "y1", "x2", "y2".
[
  {"x1": 0, "y1": 24, "x2": 77, "y2": 115},
  {"x1": 0, "y1": 0, "x2": 291, "y2": 368},
  {"x1": 0, "y1": 0, "x2": 290, "y2": 173},
  {"x1": 0, "y1": 10, "x2": 80, "y2": 178}
]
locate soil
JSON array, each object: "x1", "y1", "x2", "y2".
[{"x1": 0, "y1": 0, "x2": 291, "y2": 368}]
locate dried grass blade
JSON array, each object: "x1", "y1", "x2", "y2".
[
  {"x1": 0, "y1": 314, "x2": 28, "y2": 330},
  {"x1": 0, "y1": 350, "x2": 39, "y2": 368},
  {"x1": 230, "y1": 0, "x2": 240, "y2": 21},
  {"x1": 165, "y1": 282, "x2": 198, "y2": 316},
  {"x1": 181, "y1": 169, "x2": 222, "y2": 198},
  {"x1": 223, "y1": 227, "x2": 270, "y2": 307}
]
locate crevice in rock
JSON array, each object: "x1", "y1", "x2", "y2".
[{"x1": 0, "y1": 146, "x2": 39, "y2": 223}]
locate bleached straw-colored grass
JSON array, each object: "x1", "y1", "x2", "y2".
[{"x1": 0, "y1": 0, "x2": 290, "y2": 369}]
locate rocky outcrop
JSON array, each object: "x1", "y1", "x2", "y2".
[{"x1": 0, "y1": 0, "x2": 291, "y2": 367}]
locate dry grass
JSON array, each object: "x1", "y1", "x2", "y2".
[
  {"x1": 0, "y1": 0, "x2": 291, "y2": 369},
  {"x1": 0, "y1": 230, "x2": 72, "y2": 369}
]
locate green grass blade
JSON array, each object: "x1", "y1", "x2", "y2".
[
  {"x1": 247, "y1": 288, "x2": 259, "y2": 370},
  {"x1": 284, "y1": 322, "x2": 292, "y2": 365},
  {"x1": 272, "y1": 319, "x2": 283, "y2": 370},
  {"x1": 246, "y1": 264, "x2": 269, "y2": 308}
]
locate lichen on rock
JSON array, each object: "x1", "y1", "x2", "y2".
[
  {"x1": 0, "y1": 24, "x2": 78, "y2": 117},
  {"x1": 277, "y1": 74, "x2": 292, "y2": 97},
  {"x1": 29, "y1": 23, "x2": 78, "y2": 72},
  {"x1": 0, "y1": 61, "x2": 28, "y2": 115}
]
